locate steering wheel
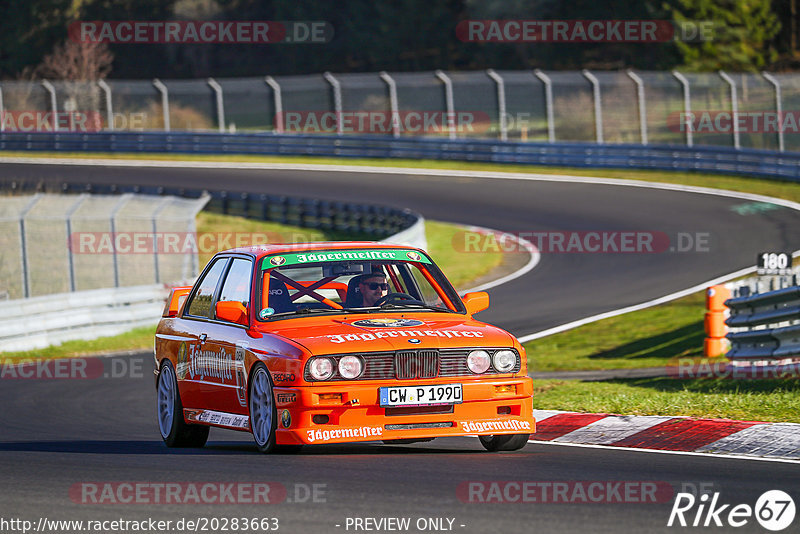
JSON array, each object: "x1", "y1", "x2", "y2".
[{"x1": 374, "y1": 292, "x2": 424, "y2": 307}]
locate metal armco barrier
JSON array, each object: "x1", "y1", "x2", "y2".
[
  {"x1": 4, "y1": 131, "x2": 800, "y2": 181},
  {"x1": 725, "y1": 285, "x2": 800, "y2": 360}
]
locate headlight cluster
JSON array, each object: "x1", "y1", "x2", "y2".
[
  {"x1": 467, "y1": 349, "x2": 519, "y2": 374},
  {"x1": 308, "y1": 356, "x2": 363, "y2": 381}
]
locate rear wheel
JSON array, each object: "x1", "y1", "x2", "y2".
[
  {"x1": 157, "y1": 361, "x2": 209, "y2": 448},
  {"x1": 479, "y1": 434, "x2": 530, "y2": 452},
  {"x1": 249, "y1": 364, "x2": 278, "y2": 453}
]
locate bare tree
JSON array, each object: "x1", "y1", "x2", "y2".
[{"x1": 35, "y1": 40, "x2": 114, "y2": 129}]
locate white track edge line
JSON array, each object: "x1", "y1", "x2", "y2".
[{"x1": 528, "y1": 439, "x2": 800, "y2": 464}]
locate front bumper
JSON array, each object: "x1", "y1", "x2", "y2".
[{"x1": 274, "y1": 376, "x2": 534, "y2": 445}]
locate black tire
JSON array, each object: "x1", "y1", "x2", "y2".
[
  {"x1": 248, "y1": 364, "x2": 278, "y2": 453},
  {"x1": 157, "y1": 360, "x2": 209, "y2": 448},
  {"x1": 479, "y1": 433, "x2": 530, "y2": 452}
]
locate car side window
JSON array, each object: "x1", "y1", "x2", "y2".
[
  {"x1": 217, "y1": 258, "x2": 253, "y2": 317},
  {"x1": 186, "y1": 258, "x2": 228, "y2": 318}
]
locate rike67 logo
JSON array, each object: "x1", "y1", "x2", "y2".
[{"x1": 668, "y1": 490, "x2": 795, "y2": 530}]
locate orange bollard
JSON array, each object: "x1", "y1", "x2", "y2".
[
  {"x1": 706, "y1": 285, "x2": 731, "y2": 312},
  {"x1": 704, "y1": 285, "x2": 731, "y2": 357}
]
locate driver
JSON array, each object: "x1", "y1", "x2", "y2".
[{"x1": 356, "y1": 271, "x2": 389, "y2": 307}]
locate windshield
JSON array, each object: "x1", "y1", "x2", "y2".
[{"x1": 256, "y1": 249, "x2": 465, "y2": 320}]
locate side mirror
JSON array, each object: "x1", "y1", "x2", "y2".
[
  {"x1": 462, "y1": 291, "x2": 489, "y2": 315},
  {"x1": 163, "y1": 286, "x2": 192, "y2": 317},
  {"x1": 216, "y1": 301, "x2": 249, "y2": 326}
]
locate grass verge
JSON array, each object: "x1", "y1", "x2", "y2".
[
  {"x1": 524, "y1": 291, "x2": 711, "y2": 373},
  {"x1": 534, "y1": 378, "x2": 800, "y2": 423},
  {"x1": 1, "y1": 215, "x2": 503, "y2": 361}
]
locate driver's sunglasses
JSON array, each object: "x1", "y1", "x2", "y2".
[{"x1": 365, "y1": 282, "x2": 389, "y2": 290}]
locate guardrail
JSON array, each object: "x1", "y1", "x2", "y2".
[
  {"x1": 0, "y1": 284, "x2": 168, "y2": 352},
  {"x1": 3, "y1": 131, "x2": 800, "y2": 181},
  {"x1": 4, "y1": 179, "x2": 421, "y2": 241},
  {"x1": 725, "y1": 284, "x2": 800, "y2": 360}
]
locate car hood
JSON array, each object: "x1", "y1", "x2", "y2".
[{"x1": 260, "y1": 313, "x2": 515, "y2": 354}]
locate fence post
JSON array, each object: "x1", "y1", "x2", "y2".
[
  {"x1": 718, "y1": 70, "x2": 740, "y2": 149},
  {"x1": 672, "y1": 70, "x2": 693, "y2": 148},
  {"x1": 65, "y1": 194, "x2": 88, "y2": 292},
  {"x1": 486, "y1": 69, "x2": 507, "y2": 141},
  {"x1": 379, "y1": 71, "x2": 400, "y2": 138},
  {"x1": 153, "y1": 79, "x2": 170, "y2": 132},
  {"x1": 41, "y1": 80, "x2": 58, "y2": 132},
  {"x1": 0, "y1": 83, "x2": 4, "y2": 132},
  {"x1": 582, "y1": 69, "x2": 603, "y2": 144},
  {"x1": 152, "y1": 197, "x2": 172, "y2": 283},
  {"x1": 626, "y1": 70, "x2": 648, "y2": 145},
  {"x1": 19, "y1": 194, "x2": 42, "y2": 298},
  {"x1": 110, "y1": 194, "x2": 132, "y2": 288},
  {"x1": 435, "y1": 70, "x2": 456, "y2": 140},
  {"x1": 265, "y1": 76, "x2": 283, "y2": 133},
  {"x1": 534, "y1": 69, "x2": 555, "y2": 143},
  {"x1": 323, "y1": 72, "x2": 343, "y2": 135},
  {"x1": 97, "y1": 80, "x2": 113, "y2": 131},
  {"x1": 762, "y1": 72, "x2": 784, "y2": 152},
  {"x1": 207, "y1": 77, "x2": 226, "y2": 133}
]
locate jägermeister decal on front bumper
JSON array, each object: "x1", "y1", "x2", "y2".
[{"x1": 261, "y1": 249, "x2": 431, "y2": 269}]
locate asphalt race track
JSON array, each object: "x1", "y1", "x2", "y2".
[
  {"x1": 4, "y1": 161, "x2": 800, "y2": 335},
  {"x1": 2, "y1": 161, "x2": 800, "y2": 533}
]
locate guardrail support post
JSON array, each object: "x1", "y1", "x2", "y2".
[
  {"x1": 65, "y1": 194, "x2": 88, "y2": 292},
  {"x1": 487, "y1": 69, "x2": 507, "y2": 141},
  {"x1": 672, "y1": 70, "x2": 693, "y2": 147},
  {"x1": 762, "y1": 72, "x2": 784, "y2": 152},
  {"x1": 435, "y1": 70, "x2": 457, "y2": 140},
  {"x1": 379, "y1": 71, "x2": 400, "y2": 138},
  {"x1": 582, "y1": 69, "x2": 603, "y2": 144},
  {"x1": 207, "y1": 77, "x2": 226, "y2": 133},
  {"x1": 534, "y1": 69, "x2": 555, "y2": 143},
  {"x1": 626, "y1": 70, "x2": 648, "y2": 145},
  {"x1": 323, "y1": 72, "x2": 343, "y2": 135},
  {"x1": 718, "y1": 70, "x2": 740, "y2": 150},
  {"x1": 264, "y1": 76, "x2": 284, "y2": 133},
  {"x1": 153, "y1": 79, "x2": 170, "y2": 132},
  {"x1": 97, "y1": 80, "x2": 113, "y2": 131},
  {"x1": 41, "y1": 80, "x2": 58, "y2": 132}
]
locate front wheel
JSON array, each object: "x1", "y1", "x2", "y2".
[
  {"x1": 249, "y1": 364, "x2": 278, "y2": 453},
  {"x1": 479, "y1": 434, "x2": 530, "y2": 452},
  {"x1": 157, "y1": 361, "x2": 209, "y2": 448}
]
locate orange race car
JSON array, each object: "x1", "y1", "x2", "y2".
[{"x1": 154, "y1": 242, "x2": 534, "y2": 453}]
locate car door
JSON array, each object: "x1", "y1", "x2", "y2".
[
  {"x1": 200, "y1": 256, "x2": 255, "y2": 415},
  {"x1": 177, "y1": 256, "x2": 230, "y2": 410}
]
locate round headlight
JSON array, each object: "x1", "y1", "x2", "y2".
[
  {"x1": 467, "y1": 350, "x2": 491, "y2": 374},
  {"x1": 338, "y1": 355, "x2": 363, "y2": 379},
  {"x1": 493, "y1": 350, "x2": 517, "y2": 373},
  {"x1": 309, "y1": 357, "x2": 334, "y2": 380}
]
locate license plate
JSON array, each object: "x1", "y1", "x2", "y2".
[{"x1": 379, "y1": 384, "x2": 463, "y2": 407}]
